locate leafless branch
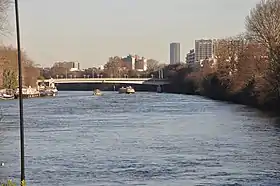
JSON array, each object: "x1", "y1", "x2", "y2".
[{"x1": 0, "y1": 0, "x2": 12, "y2": 36}]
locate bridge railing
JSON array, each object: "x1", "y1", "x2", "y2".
[{"x1": 37, "y1": 77, "x2": 169, "y2": 82}]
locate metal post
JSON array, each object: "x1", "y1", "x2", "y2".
[{"x1": 14, "y1": 0, "x2": 25, "y2": 184}]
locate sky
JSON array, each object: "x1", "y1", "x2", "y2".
[{"x1": 2, "y1": 0, "x2": 260, "y2": 68}]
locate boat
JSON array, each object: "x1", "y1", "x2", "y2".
[
  {"x1": 0, "y1": 93, "x2": 14, "y2": 100},
  {"x1": 51, "y1": 87, "x2": 58, "y2": 94},
  {"x1": 126, "y1": 86, "x2": 135, "y2": 94},
  {"x1": 93, "y1": 89, "x2": 103, "y2": 96},
  {"x1": 40, "y1": 89, "x2": 56, "y2": 97},
  {"x1": 14, "y1": 86, "x2": 40, "y2": 99},
  {"x1": 38, "y1": 84, "x2": 58, "y2": 97},
  {"x1": 118, "y1": 87, "x2": 127, "y2": 94}
]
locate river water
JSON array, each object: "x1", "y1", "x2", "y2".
[{"x1": 0, "y1": 91, "x2": 280, "y2": 186}]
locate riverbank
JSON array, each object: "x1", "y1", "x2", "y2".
[
  {"x1": 163, "y1": 70, "x2": 280, "y2": 115},
  {"x1": 0, "y1": 87, "x2": 57, "y2": 100}
]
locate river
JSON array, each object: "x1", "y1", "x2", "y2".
[{"x1": 0, "y1": 91, "x2": 280, "y2": 186}]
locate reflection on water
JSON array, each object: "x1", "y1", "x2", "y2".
[{"x1": 0, "y1": 91, "x2": 280, "y2": 186}]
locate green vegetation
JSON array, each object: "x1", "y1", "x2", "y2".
[
  {"x1": 2, "y1": 69, "x2": 17, "y2": 89},
  {"x1": 0, "y1": 180, "x2": 26, "y2": 186},
  {"x1": 1, "y1": 180, "x2": 16, "y2": 186}
]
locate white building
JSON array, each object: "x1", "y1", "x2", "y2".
[
  {"x1": 186, "y1": 49, "x2": 195, "y2": 64},
  {"x1": 195, "y1": 39, "x2": 213, "y2": 63},
  {"x1": 74, "y1": 62, "x2": 80, "y2": 70},
  {"x1": 135, "y1": 57, "x2": 147, "y2": 71}
]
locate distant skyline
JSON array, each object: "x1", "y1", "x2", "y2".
[{"x1": 1, "y1": 0, "x2": 260, "y2": 68}]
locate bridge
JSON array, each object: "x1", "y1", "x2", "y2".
[{"x1": 37, "y1": 78, "x2": 170, "y2": 87}]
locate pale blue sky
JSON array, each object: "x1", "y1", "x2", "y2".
[{"x1": 4, "y1": 0, "x2": 259, "y2": 68}]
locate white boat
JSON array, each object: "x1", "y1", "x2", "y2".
[
  {"x1": 118, "y1": 87, "x2": 127, "y2": 94},
  {"x1": 126, "y1": 86, "x2": 135, "y2": 94},
  {"x1": 0, "y1": 93, "x2": 14, "y2": 100},
  {"x1": 93, "y1": 89, "x2": 103, "y2": 96}
]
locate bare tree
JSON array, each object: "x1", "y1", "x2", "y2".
[
  {"x1": 103, "y1": 56, "x2": 126, "y2": 78},
  {"x1": 245, "y1": 0, "x2": 280, "y2": 94},
  {"x1": 0, "y1": 0, "x2": 11, "y2": 36},
  {"x1": 146, "y1": 59, "x2": 160, "y2": 72}
]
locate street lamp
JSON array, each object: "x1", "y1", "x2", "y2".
[{"x1": 14, "y1": 0, "x2": 25, "y2": 184}]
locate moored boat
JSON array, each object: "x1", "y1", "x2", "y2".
[{"x1": 0, "y1": 93, "x2": 14, "y2": 100}]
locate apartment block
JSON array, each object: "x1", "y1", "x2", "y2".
[
  {"x1": 170, "y1": 42, "x2": 180, "y2": 64},
  {"x1": 186, "y1": 49, "x2": 195, "y2": 64},
  {"x1": 121, "y1": 54, "x2": 148, "y2": 71},
  {"x1": 121, "y1": 55, "x2": 136, "y2": 70},
  {"x1": 135, "y1": 57, "x2": 147, "y2": 72},
  {"x1": 195, "y1": 39, "x2": 213, "y2": 63}
]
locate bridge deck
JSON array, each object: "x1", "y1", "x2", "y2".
[{"x1": 37, "y1": 78, "x2": 170, "y2": 85}]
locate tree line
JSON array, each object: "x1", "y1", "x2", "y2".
[
  {"x1": 0, "y1": 0, "x2": 39, "y2": 89},
  {"x1": 39, "y1": 57, "x2": 163, "y2": 79},
  {"x1": 162, "y1": 0, "x2": 280, "y2": 112}
]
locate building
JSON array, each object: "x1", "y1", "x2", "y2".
[
  {"x1": 170, "y1": 42, "x2": 180, "y2": 64},
  {"x1": 121, "y1": 55, "x2": 148, "y2": 71},
  {"x1": 53, "y1": 61, "x2": 75, "y2": 69},
  {"x1": 135, "y1": 57, "x2": 147, "y2": 71},
  {"x1": 195, "y1": 39, "x2": 213, "y2": 63},
  {"x1": 121, "y1": 55, "x2": 136, "y2": 70},
  {"x1": 74, "y1": 62, "x2": 80, "y2": 70},
  {"x1": 186, "y1": 49, "x2": 195, "y2": 64}
]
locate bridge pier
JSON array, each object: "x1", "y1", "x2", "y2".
[{"x1": 157, "y1": 85, "x2": 162, "y2": 93}]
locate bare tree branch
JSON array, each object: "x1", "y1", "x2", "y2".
[
  {"x1": 0, "y1": 0, "x2": 12, "y2": 36},
  {"x1": 245, "y1": 0, "x2": 280, "y2": 95}
]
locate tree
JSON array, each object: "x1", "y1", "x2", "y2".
[
  {"x1": 128, "y1": 69, "x2": 141, "y2": 78},
  {"x1": 0, "y1": 0, "x2": 11, "y2": 35},
  {"x1": 50, "y1": 66, "x2": 67, "y2": 78},
  {"x1": 147, "y1": 59, "x2": 160, "y2": 72},
  {"x1": 103, "y1": 56, "x2": 126, "y2": 78},
  {"x1": 3, "y1": 69, "x2": 17, "y2": 89},
  {"x1": 0, "y1": 46, "x2": 40, "y2": 88},
  {"x1": 245, "y1": 0, "x2": 280, "y2": 96}
]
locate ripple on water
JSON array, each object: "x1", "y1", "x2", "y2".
[{"x1": 0, "y1": 91, "x2": 280, "y2": 186}]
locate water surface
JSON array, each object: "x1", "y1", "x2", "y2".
[{"x1": 0, "y1": 91, "x2": 280, "y2": 185}]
